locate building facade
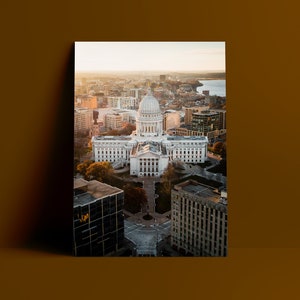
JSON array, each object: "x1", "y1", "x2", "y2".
[
  {"x1": 171, "y1": 180, "x2": 227, "y2": 256},
  {"x1": 75, "y1": 95, "x2": 98, "y2": 109},
  {"x1": 163, "y1": 110, "x2": 180, "y2": 131},
  {"x1": 104, "y1": 113, "x2": 123, "y2": 130},
  {"x1": 73, "y1": 178, "x2": 124, "y2": 256},
  {"x1": 74, "y1": 108, "x2": 93, "y2": 135},
  {"x1": 184, "y1": 106, "x2": 210, "y2": 125},
  {"x1": 192, "y1": 110, "x2": 220, "y2": 134},
  {"x1": 107, "y1": 96, "x2": 139, "y2": 110},
  {"x1": 92, "y1": 89, "x2": 208, "y2": 177}
]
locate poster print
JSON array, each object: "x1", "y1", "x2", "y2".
[{"x1": 73, "y1": 42, "x2": 227, "y2": 256}]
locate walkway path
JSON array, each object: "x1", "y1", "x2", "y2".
[{"x1": 132, "y1": 176, "x2": 161, "y2": 214}]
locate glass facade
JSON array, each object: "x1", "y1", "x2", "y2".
[{"x1": 73, "y1": 188, "x2": 124, "y2": 256}]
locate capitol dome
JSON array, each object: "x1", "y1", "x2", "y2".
[
  {"x1": 136, "y1": 88, "x2": 163, "y2": 137},
  {"x1": 138, "y1": 88, "x2": 161, "y2": 114}
]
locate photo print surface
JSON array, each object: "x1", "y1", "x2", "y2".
[{"x1": 73, "y1": 42, "x2": 227, "y2": 257}]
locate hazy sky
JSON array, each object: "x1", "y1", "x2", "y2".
[{"x1": 75, "y1": 42, "x2": 225, "y2": 72}]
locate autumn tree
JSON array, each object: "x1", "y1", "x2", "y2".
[
  {"x1": 213, "y1": 141, "x2": 226, "y2": 158},
  {"x1": 123, "y1": 184, "x2": 147, "y2": 214},
  {"x1": 161, "y1": 164, "x2": 178, "y2": 195},
  {"x1": 76, "y1": 159, "x2": 94, "y2": 179},
  {"x1": 85, "y1": 161, "x2": 114, "y2": 183},
  {"x1": 119, "y1": 123, "x2": 136, "y2": 135},
  {"x1": 106, "y1": 123, "x2": 136, "y2": 136}
]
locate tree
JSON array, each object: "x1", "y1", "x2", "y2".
[
  {"x1": 76, "y1": 159, "x2": 94, "y2": 179},
  {"x1": 213, "y1": 141, "x2": 226, "y2": 157},
  {"x1": 119, "y1": 123, "x2": 136, "y2": 135},
  {"x1": 123, "y1": 184, "x2": 147, "y2": 214},
  {"x1": 85, "y1": 161, "x2": 113, "y2": 183},
  {"x1": 161, "y1": 164, "x2": 178, "y2": 195}
]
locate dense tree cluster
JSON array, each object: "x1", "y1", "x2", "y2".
[
  {"x1": 213, "y1": 141, "x2": 226, "y2": 158},
  {"x1": 156, "y1": 164, "x2": 179, "y2": 213},
  {"x1": 106, "y1": 123, "x2": 136, "y2": 136},
  {"x1": 76, "y1": 160, "x2": 113, "y2": 183},
  {"x1": 123, "y1": 183, "x2": 147, "y2": 214}
]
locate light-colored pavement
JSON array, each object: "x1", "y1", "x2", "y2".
[
  {"x1": 122, "y1": 159, "x2": 225, "y2": 256},
  {"x1": 124, "y1": 209, "x2": 170, "y2": 226},
  {"x1": 132, "y1": 176, "x2": 161, "y2": 214},
  {"x1": 124, "y1": 220, "x2": 171, "y2": 256}
]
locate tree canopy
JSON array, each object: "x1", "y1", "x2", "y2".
[
  {"x1": 213, "y1": 141, "x2": 226, "y2": 158},
  {"x1": 161, "y1": 164, "x2": 178, "y2": 195},
  {"x1": 76, "y1": 160, "x2": 94, "y2": 179},
  {"x1": 123, "y1": 183, "x2": 147, "y2": 214},
  {"x1": 106, "y1": 122, "x2": 136, "y2": 136},
  {"x1": 85, "y1": 161, "x2": 114, "y2": 183}
]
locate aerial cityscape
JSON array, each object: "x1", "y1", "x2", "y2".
[{"x1": 73, "y1": 42, "x2": 227, "y2": 256}]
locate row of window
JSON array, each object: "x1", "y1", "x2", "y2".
[{"x1": 172, "y1": 238, "x2": 226, "y2": 256}]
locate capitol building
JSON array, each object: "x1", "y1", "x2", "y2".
[{"x1": 92, "y1": 89, "x2": 208, "y2": 177}]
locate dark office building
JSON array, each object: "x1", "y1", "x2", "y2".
[
  {"x1": 73, "y1": 178, "x2": 124, "y2": 256},
  {"x1": 191, "y1": 110, "x2": 220, "y2": 134}
]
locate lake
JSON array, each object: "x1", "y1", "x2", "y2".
[{"x1": 197, "y1": 80, "x2": 226, "y2": 97}]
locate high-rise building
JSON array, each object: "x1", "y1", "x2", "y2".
[
  {"x1": 171, "y1": 180, "x2": 227, "y2": 256},
  {"x1": 75, "y1": 95, "x2": 98, "y2": 109},
  {"x1": 163, "y1": 110, "x2": 180, "y2": 131},
  {"x1": 107, "y1": 96, "x2": 139, "y2": 110},
  {"x1": 104, "y1": 113, "x2": 123, "y2": 130},
  {"x1": 184, "y1": 106, "x2": 210, "y2": 125},
  {"x1": 74, "y1": 108, "x2": 93, "y2": 135},
  {"x1": 73, "y1": 178, "x2": 124, "y2": 256},
  {"x1": 192, "y1": 110, "x2": 220, "y2": 136},
  {"x1": 213, "y1": 109, "x2": 226, "y2": 130},
  {"x1": 129, "y1": 88, "x2": 142, "y2": 100}
]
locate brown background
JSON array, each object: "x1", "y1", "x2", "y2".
[{"x1": 1, "y1": 0, "x2": 300, "y2": 299}]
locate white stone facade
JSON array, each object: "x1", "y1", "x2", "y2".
[{"x1": 92, "y1": 89, "x2": 208, "y2": 177}]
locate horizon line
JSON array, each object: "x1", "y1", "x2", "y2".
[{"x1": 75, "y1": 69, "x2": 226, "y2": 73}]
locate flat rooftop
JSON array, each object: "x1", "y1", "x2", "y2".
[
  {"x1": 94, "y1": 135, "x2": 131, "y2": 141},
  {"x1": 74, "y1": 179, "x2": 123, "y2": 207},
  {"x1": 74, "y1": 178, "x2": 88, "y2": 189},
  {"x1": 174, "y1": 180, "x2": 220, "y2": 204},
  {"x1": 167, "y1": 136, "x2": 207, "y2": 141}
]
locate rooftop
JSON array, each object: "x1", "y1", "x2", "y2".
[
  {"x1": 74, "y1": 178, "x2": 88, "y2": 189},
  {"x1": 94, "y1": 135, "x2": 132, "y2": 141},
  {"x1": 174, "y1": 180, "x2": 222, "y2": 205},
  {"x1": 73, "y1": 179, "x2": 123, "y2": 207},
  {"x1": 167, "y1": 135, "x2": 207, "y2": 141},
  {"x1": 193, "y1": 110, "x2": 219, "y2": 116}
]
